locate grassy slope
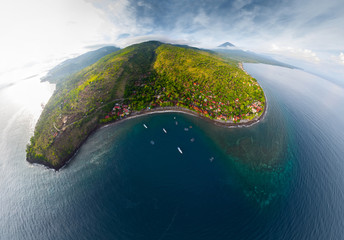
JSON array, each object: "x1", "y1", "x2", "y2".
[
  {"x1": 27, "y1": 41, "x2": 160, "y2": 169},
  {"x1": 42, "y1": 46, "x2": 120, "y2": 84},
  {"x1": 152, "y1": 45, "x2": 264, "y2": 119},
  {"x1": 27, "y1": 41, "x2": 265, "y2": 169}
]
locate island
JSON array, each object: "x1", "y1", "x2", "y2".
[{"x1": 26, "y1": 41, "x2": 266, "y2": 170}]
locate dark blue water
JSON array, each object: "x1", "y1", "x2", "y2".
[{"x1": 1, "y1": 64, "x2": 344, "y2": 239}]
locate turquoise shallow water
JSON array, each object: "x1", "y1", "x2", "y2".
[{"x1": 0, "y1": 63, "x2": 344, "y2": 239}]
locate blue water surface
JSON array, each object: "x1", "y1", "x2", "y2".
[{"x1": 0, "y1": 64, "x2": 344, "y2": 239}]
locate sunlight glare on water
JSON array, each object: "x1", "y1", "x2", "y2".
[
  {"x1": 4, "y1": 77, "x2": 54, "y2": 119},
  {"x1": 0, "y1": 61, "x2": 56, "y2": 120}
]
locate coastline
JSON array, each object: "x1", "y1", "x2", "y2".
[
  {"x1": 106, "y1": 103, "x2": 267, "y2": 130},
  {"x1": 238, "y1": 62, "x2": 249, "y2": 75},
  {"x1": 28, "y1": 101, "x2": 267, "y2": 171},
  {"x1": 27, "y1": 62, "x2": 267, "y2": 171}
]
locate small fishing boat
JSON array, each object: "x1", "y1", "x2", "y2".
[
  {"x1": 143, "y1": 124, "x2": 148, "y2": 128},
  {"x1": 177, "y1": 147, "x2": 183, "y2": 154},
  {"x1": 163, "y1": 128, "x2": 167, "y2": 133}
]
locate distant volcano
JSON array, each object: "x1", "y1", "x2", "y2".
[{"x1": 218, "y1": 42, "x2": 235, "y2": 48}]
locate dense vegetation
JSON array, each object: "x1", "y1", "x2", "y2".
[
  {"x1": 42, "y1": 46, "x2": 120, "y2": 84},
  {"x1": 27, "y1": 41, "x2": 265, "y2": 169}
]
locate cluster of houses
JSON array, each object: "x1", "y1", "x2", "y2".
[
  {"x1": 188, "y1": 86, "x2": 263, "y2": 122},
  {"x1": 105, "y1": 103, "x2": 131, "y2": 119},
  {"x1": 177, "y1": 83, "x2": 239, "y2": 121},
  {"x1": 122, "y1": 76, "x2": 264, "y2": 123},
  {"x1": 184, "y1": 83, "x2": 264, "y2": 122},
  {"x1": 231, "y1": 101, "x2": 263, "y2": 122},
  {"x1": 249, "y1": 101, "x2": 263, "y2": 114},
  {"x1": 139, "y1": 81, "x2": 264, "y2": 122}
]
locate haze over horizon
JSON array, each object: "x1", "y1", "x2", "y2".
[
  {"x1": 0, "y1": 0, "x2": 343, "y2": 83},
  {"x1": 1, "y1": 2, "x2": 344, "y2": 239}
]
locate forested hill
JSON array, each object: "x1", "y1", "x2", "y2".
[
  {"x1": 27, "y1": 41, "x2": 265, "y2": 170},
  {"x1": 41, "y1": 46, "x2": 120, "y2": 84}
]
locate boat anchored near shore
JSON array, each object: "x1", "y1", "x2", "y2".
[
  {"x1": 143, "y1": 124, "x2": 148, "y2": 128},
  {"x1": 177, "y1": 147, "x2": 183, "y2": 154}
]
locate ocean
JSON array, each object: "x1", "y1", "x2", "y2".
[{"x1": 0, "y1": 63, "x2": 343, "y2": 239}]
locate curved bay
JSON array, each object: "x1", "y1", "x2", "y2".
[{"x1": 1, "y1": 63, "x2": 344, "y2": 239}]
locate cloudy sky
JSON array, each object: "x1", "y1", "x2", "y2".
[{"x1": 1, "y1": 0, "x2": 343, "y2": 77}]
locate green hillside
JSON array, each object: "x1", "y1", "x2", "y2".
[
  {"x1": 41, "y1": 46, "x2": 120, "y2": 84},
  {"x1": 27, "y1": 41, "x2": 265, "y2": 170}
]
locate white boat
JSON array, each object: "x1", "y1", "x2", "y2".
[
  {"x1": 163, "y1": 128, "x2": 167, "y2": 133},
  {"x1": 177, "y1": 147, "x2": 183, "y2": 154},
  {"x1": 143, "y1": 124, "x2": 148, "y2": 128}
]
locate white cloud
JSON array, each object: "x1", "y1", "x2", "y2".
[
  {"x1": 233, "y1": 0, "x2": 253, "y2": 10},
  {"x1": 85, "y1": 0, "x2": 344, "y2": 55},
  {"x1": 137, "y1": 1, "x2": 152, "y2": 9},
  {"x1": 193, "y1": 9, "x2": 210, "y2": 27},
  {"x1": 268, "y1": 44, "x2": 320, "y2": 63},
  {"x1": 115, "y1": 34, "x2": 199, "y2": 48},
  {"x1": 0, "y1": 0, "x2": 111, "y2": 72},
  {"x1": 86, "y1": 0, "x2": 154, "y2": 41},
  {"x1": 2, "y1": 0, "x2": 343, "y2": 74},
  {"x1": 222, "y1": 0, "x2": 344, "y2": 54},
  {"x1": 339, "y1": 53, "x2": 344, "y2": 64}
]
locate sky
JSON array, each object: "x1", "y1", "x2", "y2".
[{"x1": 0, "y1": 0, "x2": 343, "y2": 81}]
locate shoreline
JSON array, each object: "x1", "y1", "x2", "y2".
[
  {"x1": 27, "y1": 62, "x2": 267, "y2": 171},
  {"x1": 28, "y1": 102, "x2": 267, "y2": 171},
  {"x1": 104, "y1": 104, "x2": 267, "y2": 130}
]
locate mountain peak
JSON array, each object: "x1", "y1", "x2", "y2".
[{"x1": 218, "y1": 42, "x2": 235, "y2": 48}]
